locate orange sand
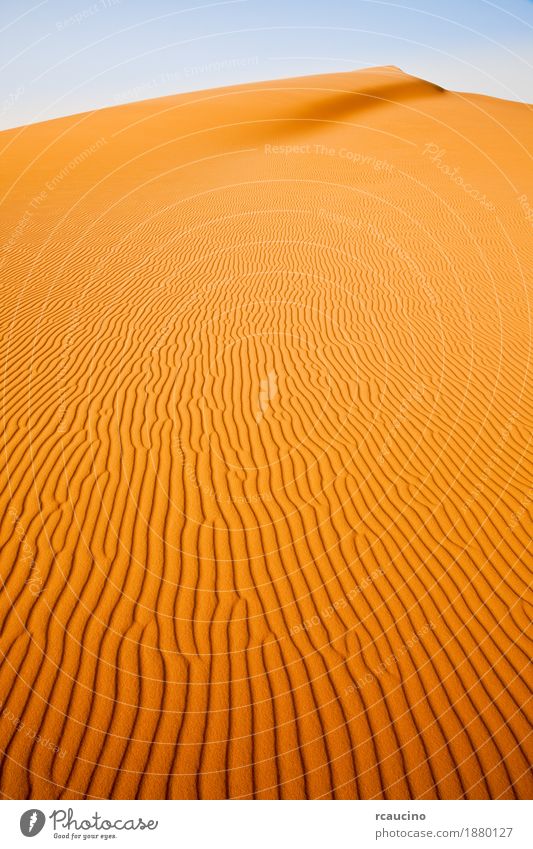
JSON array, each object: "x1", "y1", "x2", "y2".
[{"x1": 0, "y1": 66, "x2": 531, "y2": 799}]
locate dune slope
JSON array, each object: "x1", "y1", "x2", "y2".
[{"x1": 0, "y1": 66, "x2": 532, "y2": 799}]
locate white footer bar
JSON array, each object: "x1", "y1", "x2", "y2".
[{"x1": 3, "y1": 799, "x2": 531, "y2": 848}]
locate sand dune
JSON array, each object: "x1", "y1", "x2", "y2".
[{"x1": 0, "y1": 66, "x2": 531, "y2": 799}]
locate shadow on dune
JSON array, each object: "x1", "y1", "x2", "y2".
[{"x1": 271, "y1": 74, "x2": 446, "y2": 141}]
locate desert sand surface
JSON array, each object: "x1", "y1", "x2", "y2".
[{"x1": 0, "y1": 66, "x2": 532, "y2": 800}]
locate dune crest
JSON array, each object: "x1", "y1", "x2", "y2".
[{"x1": 0, "y1": 66, "x2": 532, "y2": 799}]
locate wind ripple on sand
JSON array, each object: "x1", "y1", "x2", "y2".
[{"x1": 0, "y1": 66, "x2": 532, "y2": 799}]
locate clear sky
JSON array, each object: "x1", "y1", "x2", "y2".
[{"x1": 1, "y1": 0, "x2": 531, "y2": 130}]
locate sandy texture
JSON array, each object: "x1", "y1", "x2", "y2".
[{"x1": 0, "y1": 66, "x2": 532, "y2": 799}]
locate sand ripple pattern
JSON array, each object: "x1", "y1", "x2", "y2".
[{"x1": 0, "y1": 67, "x2": 532, "y2": 799}]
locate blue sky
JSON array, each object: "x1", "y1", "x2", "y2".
[{"x1": 1, "y1": 0, "x2": 531, "y2": 130}]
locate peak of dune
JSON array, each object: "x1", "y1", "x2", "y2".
[
  {"x1": 331, "y1": 63, "x2": 446, "y2": 93},
  {"x1": 4, "y1": 64, "x2": 527, "y2": 138},
  {"x1": 119, "y1": 63, "x2": 445, "y2": 118},
  {"x1": 356, "y1": 64, "x2": 405, "y2": 73}
]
